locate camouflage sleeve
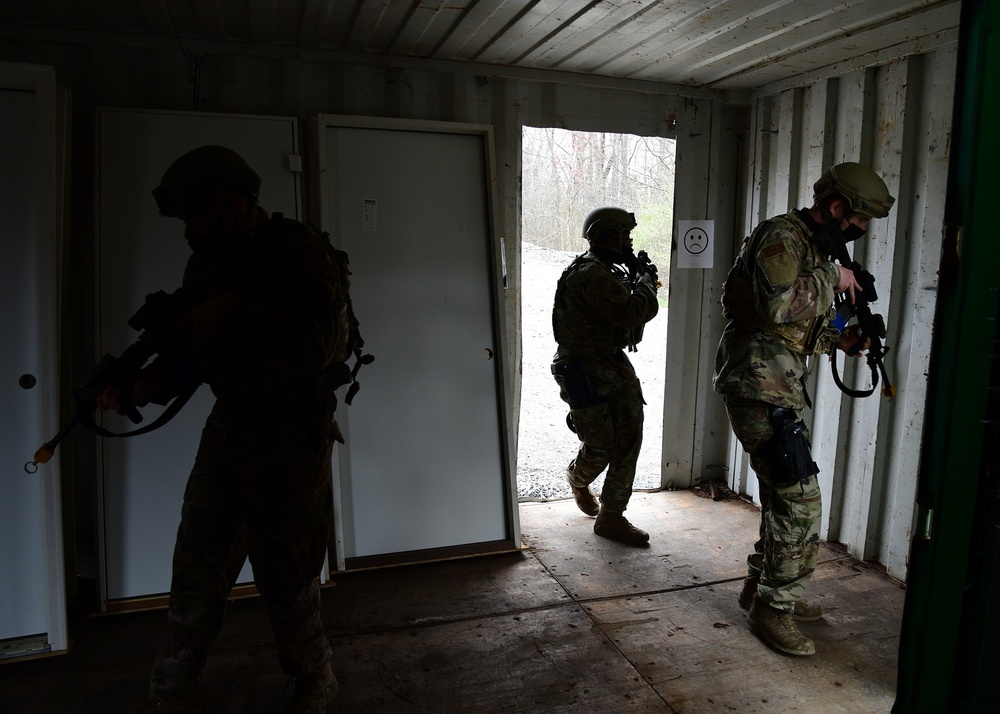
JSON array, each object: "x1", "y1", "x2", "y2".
[
  {"x1": 751, "y1": 224, "x2": 839, "y2": 324},
  {"x1": 119, "y1": 254, "x2": 211, "y2": 405},
  {"x1": 577, "y1": 264, "x2": 658, "y2": 328}
]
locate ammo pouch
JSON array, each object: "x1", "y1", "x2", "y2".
[
  {"x1": 551, "y1": 359, "x2": 601, "y2": 410},
  {"x1": 322, "y1": 362, "x2": 353, "y2": 391},
  {"x1": 760, "y1": 407, "x2": 819, "y2": 488}
]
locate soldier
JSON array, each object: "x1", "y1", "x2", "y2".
[
  {"x1": 714, "y1": 162, "x2": 895, "y2": 656},
  {"x1": 98, "y1": 145, "x2": 356, "y2": 712},
  {"x1": 551, "y1": 207, "x2": 660, "y2": 546}
]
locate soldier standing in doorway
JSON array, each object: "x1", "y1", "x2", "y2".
[
  {"x1": 714, "y1": 162, "x2": 895, "y2": 656},
  {"x1": 551, "y1": 207, "x2": 660, "y2": 546},
  {"x1": 98, "y1": 145, "x2": 362, "y2": 712}
]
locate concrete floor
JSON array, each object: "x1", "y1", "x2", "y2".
[{"x1": 0, "y1": 490, "x2": 904, "y2": 713}]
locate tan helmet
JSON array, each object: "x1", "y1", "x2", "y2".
[
  {"x1": 582, "y1": 206, "x2": 637, "y2": 244},
  {"x1": 152, "y1": 145, "x2": 261, "y2": 217},
  {"x1": 813, "y1": 162, "x2": 895, "y2": 219}
]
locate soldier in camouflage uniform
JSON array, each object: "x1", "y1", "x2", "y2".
[
  {"x1": 551, "y1": 207, "x2": 660, "y2": 546},
  {"x1": 713, "y1": 162, "x2": 895, "y2": 656},
  {"x1": 99, "y1": 146, "x2": 352, "y2": 712}
]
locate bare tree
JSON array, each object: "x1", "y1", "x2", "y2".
[{"x1": 522, "y1": 127, "x2": 675, "y2": 271}]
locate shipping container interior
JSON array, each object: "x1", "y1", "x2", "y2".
[{"x1": 1, "y1": 1, "x2": 996, "y2": 711}]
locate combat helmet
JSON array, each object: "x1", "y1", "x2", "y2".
[
  {"x1": 813, "y1": 162, "x2": 895, "y2": 219},
  {"x1": 582, "y1": 206, "x2": 637, "y2": 245},
  {"x1": 153, "y1": 145, "x2": 261, "y2": 218}
]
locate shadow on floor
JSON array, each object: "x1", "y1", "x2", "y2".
[{"x1": 0, "y1": 491, "x2": 904, "y2": 713}]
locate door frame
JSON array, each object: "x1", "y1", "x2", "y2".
[
  {"x1": 0, "y1": 61, "x2": 68, "y2": 656},
  {"x1": 309, "y1": 114, "x2": 519, "y2": 570}
]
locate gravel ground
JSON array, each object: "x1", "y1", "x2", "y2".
[{"x1": 516, "y1": 241, "x2": 667, "y2": 501}]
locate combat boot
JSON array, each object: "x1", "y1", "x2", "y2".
[
  {"x1": 284, "y1": 661, "x2": 339, "y2": 714},
  {"x1": 737, "y1": 571, "x2": 758, "y2": 610},
  {"x1": 571, "y1": 485, "x2": 600, "y2": 516},
  {"x1": 738, "y1": 571, "x2": 823, "y2": 621},
  {"x1": 594, "y1": 507, "x2": 649, "y2": 546},
  {"x1": 748, "y1": 595, "x2": 816, "y2": 656}
]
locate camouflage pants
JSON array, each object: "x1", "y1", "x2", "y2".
[
  {"x1": 723, "y1": 397, "x2": 822, "y2": 612},
  {"x1": 554, "y1": 354, "x2": 644, "y2": 513},
  {"x1": 148, "y1": 402, "x2": 334, "y2": 701}
]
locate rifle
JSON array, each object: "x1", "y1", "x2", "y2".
[
  {"x1": 624, "y1": 249, "x2": 662, "y2": 289},
  {"x1": 822, "y1": 228, "x2": 896, "y2": 399},
  {"x1": 617, "y1": 249, "x2": 662, "y2": 353},
  {"x1": 25, "y1": 286, "x2": 203, "y2": 473}
]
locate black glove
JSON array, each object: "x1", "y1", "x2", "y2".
[{"x1": 636, "y1": 250, "x2": 658, "y2": 286}]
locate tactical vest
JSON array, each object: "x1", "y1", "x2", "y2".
[
  {"x1": 553, "y1": 252, "x2": 640, "y2": 353},
  {"x1": 721, "y1": 214, "x2": 834, "y2": 355},
  {"x1": 266, "y1": 214, "x2": 361, "y2": 354}
]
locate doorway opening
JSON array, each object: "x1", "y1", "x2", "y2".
[{"x1": 517, "y1": 126, "x2": 675, "y2": 502}]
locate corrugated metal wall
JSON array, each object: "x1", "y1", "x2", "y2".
[
  {"x1": 0, "y1": 36, "x2": 713, "y2": 465},
  {"x1": 712, "y1": 47, "x2": 957, "y2": 580},
  {"x1": 0, "y1": 34, "x2": 955, "y2": 579}
]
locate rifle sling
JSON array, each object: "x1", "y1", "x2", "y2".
[
  {"x1": 830, "y1": 348, "x2": 878, "y2": 399},
  {"x1": 82, "y1": 384, "x2": 199, "y2": 439}
]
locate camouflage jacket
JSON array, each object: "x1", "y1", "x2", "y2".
[
  {"x1": 146, "y1": 209, "x2": 351, "y2": 414},
  {"x1": 552, "y1": 251, "x2": 658, "y2": 375},
  {"x1": 713, "y1": 210, "x2": 841, "y2": 410}
]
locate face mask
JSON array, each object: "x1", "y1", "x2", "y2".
[
  {"x1": 841, "y1": 223, "x2": 867, "y2": 242},
  {"x1": 811, "y1": 219, "x2": 848, "y2": 254},
  {"x1": 591, "y1": 228, "x2": 631, "y2": 258},
  {"x1": 186, "y1": 200, "x2": 250, "y2": 258},
  {"x1": 187, "y1": 229, "x2": 224, "y2": 257}
]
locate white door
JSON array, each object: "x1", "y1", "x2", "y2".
[
  {"x1": 97, "y1": 109, "x2": 301, "y2": 605},
  {"x1": 0, "y1": 64, "x2": 68, "y2": 657},
  {"x1": 313, "y1": 116, "x2": 517, "y2": 567}
]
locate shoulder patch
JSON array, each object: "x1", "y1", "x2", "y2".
[
  {"x1": 757, "y1": 230, "x2": 803, "y2": 288},
  {"x1": 761, "y1": 242, "x2": 788, "y2": 260}
]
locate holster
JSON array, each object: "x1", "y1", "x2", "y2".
[
  {"x1": 551, "y1": 359, "x2": 601, "y2": 409},
  {"x1": 760, "y1": 407, "x2": 819, "y2": 487}
]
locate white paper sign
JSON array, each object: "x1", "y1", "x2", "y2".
[
  {"x1": 676, "y1": 219, "x2": 714, "y2": 269},
  {"x1": 363, "y1": 199, "x2": 377, "y2": 231}
]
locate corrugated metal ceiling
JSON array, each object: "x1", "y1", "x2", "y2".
[{"x1": 0, "y1": 0, "x2": 961, "y2": 90}]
